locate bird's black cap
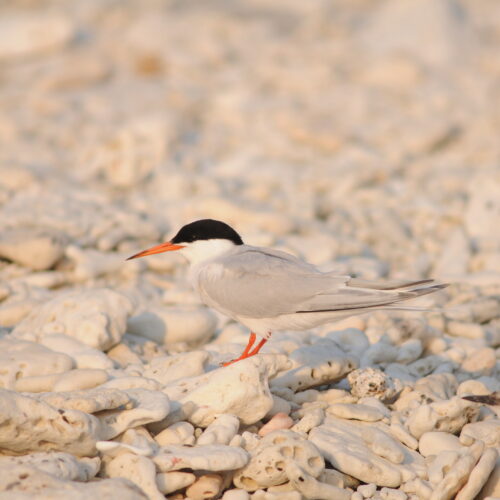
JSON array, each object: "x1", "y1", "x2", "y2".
[{"x1": 171, "y1": 219, "x2": 244, "y2": 245}]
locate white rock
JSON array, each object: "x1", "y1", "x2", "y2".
[
  {"x1": 419, "y1": 431, "x2": 463, "y2": 457},
  {"x1": 396, "y1": 339, "x2": 423, "y2": 365},
  {"x1": 156, "y1": 471, "x2": 196, "y2": 494},
  {"x1": 0, "y1": 338, "x2": 74, "y2": 390},
  {"x1": 222, "y1": 490, "x2": 250, "y2": 500},
  {"x1": 407, "y1": 396, "x2": 479, "y2": 439},
  {"x1": 36, "y1": 387, "x2": 130, "y2": 414},
  {"x1": 186, "y1": 473, "x2": 223, "y2": 500},
  {"x1": 233, "y1": 430, "x2": 324, "y2": 491},
  {"x1": 360, "y1": 0, "x2": 471, "y2": 67},
  {"x1": 430, "y1": 441, "x2": 484, "y2": 500},
  {"x1": 155, "y1": 421, "x2": 195, "y2": 446},
  {"x1": 380, "y1": 487, "x2": 408, "y2": 500},
  {"x1": 460, "y1": 421, "x2": 500, "y2": 448},
  {"x1": 455, "y1": 447, "x2": 498, "y2": 500},
  {"x1": 197, "y1": 413, "x2": 240, "y2": 445},
  {"x1": 88, "y1": 115, "x2": 170, "y2": 188},
  {"x1": 39, "y1": 333, "x2": 114, "y2": 370},
  {"x1": 12, "y1": 288, "x2": 134, "y2": 350},
  {"x1": 271, "y1": 353, "x2": 357, "y2": 392},
  {"x1": 310, "y1": 417, "x2": 425, "y2": 487},
  {"x1": 98, "y1": 388, "x2": 170, "y2": 440},
  {"x1": 165, "y1": 354, "x2": 290, "y2": 427},
  {"x1": 286, "y1": 460, "x2": 351, "y2": 500},
  {"x1": 0, "y1": 452, "x2": 99, "y2": 481},
  {"x1": 66, "y1": 245, "x2": 138, "y2": 281},
  {"x1": 291, "y1": 408, "x2": 324, "y2": 434},
  {"x1": 127, "y1": 306, "x2": 217, "y2": 347},
  {"x1": 153, "y1": 444, "x2": 249, "y2": 472},
  {"x1": 361, "y1": 340, "x2": 399, "y2": 367},
  {"x1": 460, "y1": 347, "x2": 497, "y2": 376},
  {"x1": 0, "y1": 388, "x2": 100, "y2": 456},
  {"x1": 358, "y1": 483, "x2": 377, "y2": 497},
  {"x1": 0, "y1": 13, "x2": 74, "y2": 61},
  {"x1": 0, "y1": 464, "x2": 147, "y2": 499},
  {"x1": 15, "y1": 368, "x2": 108, "y2": 393},
  {"x1": 105, "y1": 454, "x2": 164, "y2": 500},
  {"x1": 327, "y1": 403, "x2": 385, "y2": 422},
  {"x1": 143, "y1": 350, "x2": 208, "y2": 385},
  {"x1": 348, "y1": 367, "x2": 399, "y2": 400},
  {"x1": 327, "y1": 327, "x2": 370, "y2": 357}
]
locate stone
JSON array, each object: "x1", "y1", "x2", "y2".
[
  {"x1": 156, "y1": 471, "x2": 196, "y2": 494},
  {"x1": 327, "y1": 403, "x2": 385, "y2": 422},
  {"x1": 0, "y1": 338, "x2": 74, "y2": 390},
  {"x1": 185, "y1": 473, "x2": 223, "y2": 500},
  {"x1": 0, "y1": 228, "x2": 66, "y2": 271},
  {"x1": 143, "y1": 350, "x2": 209, "y2": 385},
  {"x1": 286, "y1": 461, "x2": 351, "y2": 500},
  {"x1": 36, "y1": 388, "x2": 130, "y2": 414},
  {"x1": 455, "y1": 447, "x2": 498, "y2": 500},
  {"x1": 164, "y1": 354, "x2": 290, "y2": 427},
  {"x1": 348, "y1": 367, "x2": 398, "y2": 400},
  {"x1": 127, "y1": 306, "x2": 217, "y2": 348},
  {"x1": 359, "y1": 0, "x2": 472, "y2": 67},
  {"x1": 0, "y1": 13, "x2": 74, "y2": 62},
  {"x1": 153, "y1": 444, "x2": 249, "y2": 472},
  {"x1": 105, "y1": 454, "x2": 164, "y2": 500},
  {"x1": 0, "y1": 388, "x2": 100, "y2": 457},
  {"x1": 154, "y1": 421, "x2": 195, "y2": 446},
  {"x1": 407, "y1": 396, "x2": 478, "y2": 439},
  {"x1": 258, "y1": 413, "x2": 294, "y2": 437},
  {"x1": 233, "y1": 430, "x2": 324, "y2": 491},
  {"x1": 97, "y1": 389, "x2": 170, "y2": 440},
  {"x1": 0, "y1": 464, "x2": 147, "y2": 499},
  {"x1": 12, "y1": 289, "x2": 134, "y2": 350},
  {"x1": 39, "y1": 334, "x2": 114, "y2": 370},
  {"x1": 310, "y1": 417, "x2": 425, "y2": 487},
  {"x1": 15, "y1": 368, "x2": 109, "y2": 393},
  {"x1": 0, "y1": 452, "x2": 99, "y2": 481},
  {"x1": 419, "y1": 431, "x2": 463, "y2": 457},
  {"x1": 197, "y1": 414, "x2": 240, "y2": 445}
]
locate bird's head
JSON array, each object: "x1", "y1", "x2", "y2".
[{"x1": 127, "y1": 219, "x2": 244, "y2": 264}]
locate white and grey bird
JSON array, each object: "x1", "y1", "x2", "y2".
[{"x1": 128, "y1": 219, "x2": 446, "y2": 365}]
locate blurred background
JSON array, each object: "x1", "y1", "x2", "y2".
[{"x1": 0, "y1": 0, "x2": 499, "y2": 308}]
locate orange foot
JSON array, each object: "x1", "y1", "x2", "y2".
[{"x1": 221, "y1": 332, "x2": 269, "y2": 367}]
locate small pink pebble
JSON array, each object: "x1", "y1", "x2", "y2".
[{"x1": 258, "y1": 412, "x2": 294, "y2": 437}]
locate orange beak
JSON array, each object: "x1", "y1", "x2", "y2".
[{"x1": 126, "y1": 241, "x2": 185, "y2": 260}]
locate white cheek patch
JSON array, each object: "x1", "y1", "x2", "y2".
[{"x1": 181, "y1": 239, "x2": 236, "y2": 265}]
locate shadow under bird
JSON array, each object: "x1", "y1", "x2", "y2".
[{"x1": 127, "y1": 219, "x2": 447, "y2": 366}]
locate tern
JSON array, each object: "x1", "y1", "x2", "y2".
[{"x1": 128, "y1": 219, "x2": 446, "y2": 365}]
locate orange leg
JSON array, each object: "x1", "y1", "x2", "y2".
[
  {"x1": 248, "y1": 337, "x2": 268, "y2": 356},
  {"x1": 222, "y1": 332, "x2": 270, "y2": 367}
]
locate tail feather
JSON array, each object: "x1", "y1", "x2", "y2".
[
  {"x1": 296, "y1": 281, "x2": 448, "y2": 314},
  {"x1": 348, "y1": 278, "x2": 435, "y2": 291}
]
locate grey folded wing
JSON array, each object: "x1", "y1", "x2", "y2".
[{"x1": 197, "y1": 247, "x2": 441, "y2": 318}]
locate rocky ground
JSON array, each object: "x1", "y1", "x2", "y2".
[{"x1": 0, "y1": 0, "x2": 499, "y2": 499}]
